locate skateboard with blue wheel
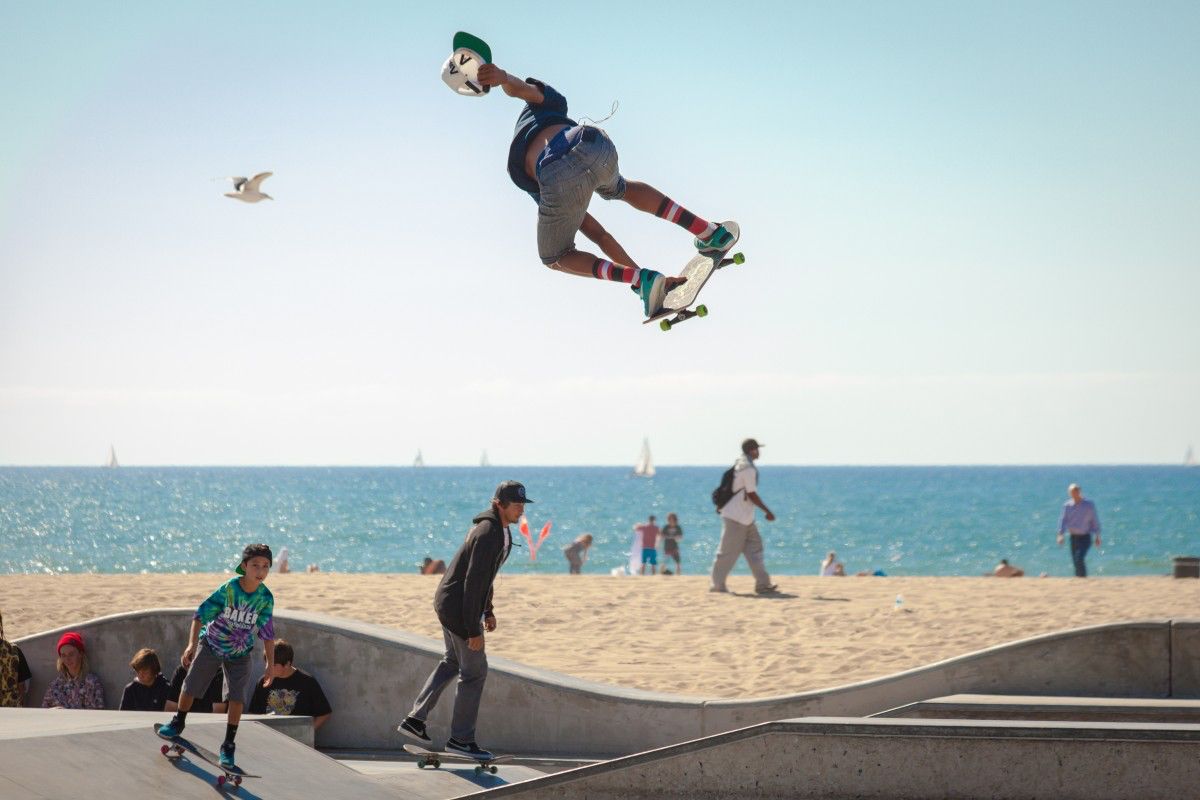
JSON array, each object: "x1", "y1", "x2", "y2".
[
  {"x1": 644, "y1": 220, "x2": 744, "y2": 331},
  {"x1": 155, "y1": 724, "x2": 259, "y2": 790},
  {"x1": 403, "y1": 743, "x2": 510, "y2": 775}
]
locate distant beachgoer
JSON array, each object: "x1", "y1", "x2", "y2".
[
  {"x1": 634, "y1": 515, "x2": 661, "y2": 575},
  {"x1": 0, "y1": 611, "x2": 33, "y2": 707},
  {"x1": 397, "y1": 480, "x2": 526, "y2": 762},
  {"x1": 276, "y1": 546, "x2": 290, "y2": 574},
  {"x1": 710, "y1": 438, "x2": 778, "y2": 594},
  {"x1": 421, "y1": 557, "x2": 448, "y2": 575},
  {"x1": 820, "y1": 552, "x2": 838, "y2": 576},
  {"x1": 832, "y1": 562, "x2": 846, "y2": 576},
  {"x1": 992, "y1": 559, "x2": 1025, "y2": 578},
  {"x1": 306, "y1": 564, "x2": 321, "y2": 573},
  {"x1": 248, "y1": 639, "x2": 333, "y2": 732},
  {"x1": 660, "y1": 514, "x2": 684, "y2": 574},
  {"x1": 156, "y1": 544, "x2": 277, "y2": 771},
  {"x1": 563, "y1": 534, "x2": 594, "y2": 574},
  {"x1": 120, "y1": 648, "x2": 171, "y2": 711},
  {"x1": 1057, "y1": 483, "x2": 1101, "y2": 577},
  {"x1": 167, "y1": 664, "x2": 226, "y2": 713},
  {"x1": 42, "y1": 631, "x2": 105, "y2": 709}
]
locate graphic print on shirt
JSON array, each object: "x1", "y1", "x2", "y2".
[
  {"x1": 265, "y1": 688, "x2": 299, "y2": 715},
  {"x1": 196, "y1": 579, "x2": 275, "y2": 659}
]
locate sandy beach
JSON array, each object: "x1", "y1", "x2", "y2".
[{"x1": 2, "y1": 573, "x2": 1198, "y2": 698}]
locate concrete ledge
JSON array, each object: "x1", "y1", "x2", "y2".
[
  {"x1": 15, "y1": 612, "x2": 1198, "y2": 755},
  {"x1": 466, "y1": 717, "x2": 1200, "y2": 800},
  {"x1": 877, "y1": 693, "x2": 1200, "y2": 723}
]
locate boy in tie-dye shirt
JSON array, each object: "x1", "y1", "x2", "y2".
[{"x1": 157, "y1": 544, "x2": 277, "y2": 770}]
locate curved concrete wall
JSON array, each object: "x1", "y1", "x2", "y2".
[{"x1": 15, "y1": 611, "x2": 1200, "y2": 756}]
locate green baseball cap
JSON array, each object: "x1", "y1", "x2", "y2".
[{"x1": 452, "y1": 31, "x2": 492, "y2": 64}]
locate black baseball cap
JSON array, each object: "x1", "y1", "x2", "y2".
[
  {"x1": 741, "y1": 438, "x2": 765, "y2": 453},
  {"x1": 494, "y1": 480, "x2": 534, "y2": 504},
  {"x1": 235, "y1": 543, "x2": 273, "y2": 575}
]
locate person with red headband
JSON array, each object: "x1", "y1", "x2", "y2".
[{"x1": 42, "y1": 630, "x2": 105, "y2": 709}]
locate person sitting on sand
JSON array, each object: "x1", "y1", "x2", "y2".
[
  {"x1": 992, "y1": 559, "x2": 1025, "y2": 577},
  {"x1": 119, "y1": 647, "x2": 171, "y2": 711},
  {"x1": 820, "y1": 551, "x2": 838, "y2": 576},
  {"x1": 0, "y1": 610, "x2": 33, "y2": 707},
  {"x1": 563, "y1": 533, "x2": 593, "y2": 574},
  {"x1": 421, "y1": 557, "x2": 447, "y2": 575},
  {"x1": 42, "y1": 631, "x2": 105, "y2": 709}
]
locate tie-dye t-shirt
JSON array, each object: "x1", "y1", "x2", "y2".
[{"x1": 194, "y1": 578, "x2": 275, "y2": 659}]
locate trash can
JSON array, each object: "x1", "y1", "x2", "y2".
[{"x1": 1172, "y1": 556, "x2": 1200, "y2": 578}]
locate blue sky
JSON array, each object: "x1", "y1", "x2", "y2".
[{"x1": 1, "y1": 1, "x2": 1197, "y2": 465}]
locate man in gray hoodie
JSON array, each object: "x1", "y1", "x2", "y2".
[{"x1": 397, "y1": 481, "x2": 528, "y2": 759}]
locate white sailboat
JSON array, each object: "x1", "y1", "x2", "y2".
[
  {"x1": 413, "y1": 449, "x2": 425, "y2": 468},
  {"x1": 632, "y1": 437, "x2": 655, "y2": 478},
  {"x1": 480, "y1": 450, "x2": 491, "y2": 467},
  {"x1": 1186, "y1": 445, "x2": 1197, "y2": 467},
  {"x1": 105, "y1": 445, "x2": 119, "y2": 469}
]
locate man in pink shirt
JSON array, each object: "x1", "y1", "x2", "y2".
[{"x1": 633, "y1": 515, "x2": 661, "y2": 576}]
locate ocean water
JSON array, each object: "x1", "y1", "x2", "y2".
[{"x1": 0, "y1": 466, "x2": 1196, "y2": 577}]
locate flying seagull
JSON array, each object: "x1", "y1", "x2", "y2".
[{"x1": 223, "y1": 172, "x2": 274, "y2": 203}]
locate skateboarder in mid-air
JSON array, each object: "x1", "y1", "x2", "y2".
[{"x1": 477, "y1": 63, "x2": 736, "y2": 318}]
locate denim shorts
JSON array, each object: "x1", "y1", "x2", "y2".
[{"x1": 535, "y1": 126, "x2": 626, "y2": 265}]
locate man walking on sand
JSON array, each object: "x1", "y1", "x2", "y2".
[
  {"x1": 1058, "y1": 483, "x2": 1101, "y2": 577},
  {"x1": 710, "y1": 439, "x2": 778, "y2": 595},
  {"x1": 397, "y1": 481, "x2": 527, "y2": 760}
]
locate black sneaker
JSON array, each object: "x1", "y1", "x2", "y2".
[
  {"x1": 446, "y1": 738, "x2": 493, "y2": 761},
  {"x1": 397, "y1": 716, "x2": 431, "y2": 744}
]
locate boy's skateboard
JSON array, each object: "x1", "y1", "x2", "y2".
[
  {"x1": 403, "y1": 743, "x2": 511, "y2": 775},
  {"x1": 644, "y1": 220, "x2": 744, "y2": 331},
  {"x1": 155, "y1": 724, "x2": 259, "y2": 789}
]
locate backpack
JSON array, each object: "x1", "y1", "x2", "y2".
[{"x1": 711, "y1": 464, "x2": 738, "y2": 511}]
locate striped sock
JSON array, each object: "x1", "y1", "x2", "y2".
[
  {"x1": 591, "y1": 258, "x2": 641, "y2": 286},
  {"x1": 655, "y1": 197, "x2": 716, "y2": 238}
]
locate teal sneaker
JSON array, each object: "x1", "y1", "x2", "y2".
[
  {"x1": 695, "y1": 224, "x2": 734, "y2": 254},
  {"x1": 219, "y1": 742, "x2": 236, "y2": 769},
  {"x1": 637, "y1": 270, "x2": 669, "y2": 317},
  {"x1": 156, "y1": 719, "x2": 184, "y2": 738}
]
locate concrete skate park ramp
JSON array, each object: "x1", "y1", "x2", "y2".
[
  {"x1": 0, "y1": 709, "x2": 394, "y2": 800},
  {"x1": 877, "y1": 693, "x2": 1200, "y2": 723},
  {"x1": 16, "y1": 612, "x2": 1200, "y2": 754},
  {"x1": 464, "y1": 717, "x2": 1200, "y2": 800}
]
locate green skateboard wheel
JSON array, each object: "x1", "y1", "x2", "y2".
[
  {"x1": 659, "y1": 319, "x2": 672, "y2": 331},
  {"x1": 696, "y1": 305, "x2": 708, "y2": 317},
  {"x1": 732, "y1": 252, "x2": 745, "y2": 264}
]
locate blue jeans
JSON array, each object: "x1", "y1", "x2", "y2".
[
  {"x1": 535, "y1": 126, "x2": 626, "y2": 265},
  {"x1": 1069, "y1": 534, "x2": 1092, "y2": 577}
]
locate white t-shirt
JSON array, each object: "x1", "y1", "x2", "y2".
[{"x1": 719, "y1": 456, "x2": 758, "y2": 526}]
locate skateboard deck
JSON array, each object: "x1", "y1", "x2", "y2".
[
  {"x1": 644, "y1": 220, "x2": 744, "y2": 331},
  {"x1": 403, "y1": 743, "x2": 511, "y2": 774},
  {"x1": 155, "y1": 724, "x2": 259, "y2": 789}
]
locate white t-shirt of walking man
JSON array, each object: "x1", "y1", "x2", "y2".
[{"x1": 719, "y1": 456, "x2": 758, "y2": 526}]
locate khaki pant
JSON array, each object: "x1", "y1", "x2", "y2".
[{"x1": 710, "y1": 517, "x2": 772, "y2": 591}]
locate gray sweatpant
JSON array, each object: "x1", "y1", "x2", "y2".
[
  {"x1": 710, "y1": 517, "x2": 773, "y2": 591},
  {"x1": 408, "y1": 626, "x2": 488, "y2": 743}
]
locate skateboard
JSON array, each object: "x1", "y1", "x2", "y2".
[
  {"x1": 644, "y1": 220, "x2": 744, "y2": 331},
  {"x1": 403, "y1": 743, "x2": 511, "y2": 775},
  {"x1": 155, "y1": 724, "x2": 259, "y2": 789}
]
